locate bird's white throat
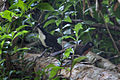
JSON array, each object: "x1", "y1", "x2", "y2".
[{"x1": 37, "y1": 28, "x2": 48, "y2": 47}]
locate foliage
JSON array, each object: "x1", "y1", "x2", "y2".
[{"x1": 0, "y1": 0, "x2": 120, "y2": 79}]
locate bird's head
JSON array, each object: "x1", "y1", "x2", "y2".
[{"x1": 86, "y1": 42, "x2": 94, "y2": 48}]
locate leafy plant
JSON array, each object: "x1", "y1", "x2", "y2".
[
  {"x1": 45, "y1": 64, "x2": 64, "y2": 79},
  {"x1": 61, "y1": 23, "x2": 95, "y2": 44},
  {"x1": 0, "y1": 0, "x2": 120, "y2": 79}
]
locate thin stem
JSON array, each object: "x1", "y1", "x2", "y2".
[{"x1": 99, "y1": 11, "x2": 120, "y2": 54}]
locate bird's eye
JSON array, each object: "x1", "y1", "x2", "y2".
[{"x1": 89, "y1": 43, "x2": 93, "y2": 46}]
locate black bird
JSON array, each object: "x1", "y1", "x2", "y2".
[
  {"x1": 75, "y1": 42, "x2": 94, "y2": 56},
  {"x1": 36, "y1": 26, "x2": 62, "y2": 52}
]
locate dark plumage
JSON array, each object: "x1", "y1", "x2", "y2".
[
  {"x1": 75, "y1": 42, "x2": 94, "y2": 56},
  {"x1": 37, "y1": 26, "x2": 62, "y2": 52}
]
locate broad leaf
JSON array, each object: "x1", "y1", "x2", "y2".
[
  {"x1": 64, "y1": 16, "x2": 72, "y2": 23},
  {"x1": 16, "y1": 47, "x2": 30, "y2": 52},
  {"x1": 43, "y1": 19, "x2": 55, "y2": 28},
  {"x1": 74, "y1": 23, "x2": 83, "y2": 37},
  {"x1": 62, "y1": 36, "x2": 75, "y2": 40},
  {"x1": 9, "y1": 0, "x2": 27, "y2": 12},
  {"x1": 0, "y1": 34, "x2": 12, "y2": 40},
  {"x1": 79, "y1": 27, "x2": 95, "y2": 39},
  {"x1": 0, "y1": 49, "x2": 2, "y2": 55},
  {"x1": 1, "y1": 40, "x2": 5, "y2": 48},
  {"x1": 37, "y1": 3, "x2": 54, "y2": 11},
  {"x1": 13, "y1": 30, "x2": 28, "y2": 40},
  {"x1": 55, "y1": 19, "x2": 62, "y2": 26},
  {"x1": 0, "y1": 10, "x2": 17, "y2": 22},
  {"x1": 49, "y1": 66, "x2": 63, "y2": 79},
  {"x1": 0, "y1": 59, "x2": 5, "y2": 64},
  {"x1": 72, "y1": 56, "x2": 87, "y2": 68},
  {"x1": 26, "y1": 0, "x2": 39, "y2": 8},
  {"x1": 16, "y1": 25, "x2": 28, "y2": 31},
  {"x1": 0, "y1": 26, "x2": 2, "y2": 31},
  {"x1": 64, "y1": 48, "x2": 73, "y2": 59}
]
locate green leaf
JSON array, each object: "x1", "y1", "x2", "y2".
[
  {"x1": 55, "y1": 19, "x2": 62, "y2": 26},
  {"x1": 9, "y1": 0, "x2": 27, "y2": 12},
  {"x1": 73, "y1": 23, "x2": 83, "y2": 39},
  {"x1": 0, "y1": 34, "x2": 12, "y2": 40},
  {"x1": 16, "y1": 47, "x2": 30, "y2": 52},
  {"x1": 45, "y1": 64, "x2": 64, "y2": 79},
  {"x1": 0, "y1": 10, "x2": 17, "y2": 22},
  {"x1": 62, "y1": 36, "x2": 75, "y2": 40},
  {"x1": 45, "y1": 13, "x2": 50, "y2": 20},
  {"x1": 43, "y1": 19, "x2": 55, "y2": 28},
  {"x1": 26, "y1": 0, "x2": 39, "y2": 8},
  {"x1": 16, "y1": 25, "x2": 28, "y2": 31},
  {"x1": 1, "y1": 40, "x2": 5, "y2": 48},
  {"x1": 13, "y1": 47, "x2": 29, "y2": 54},
  {"x1": 0, "y1": 26, "x2": 2, "y2": 31},
  {"x1": 59, "y1": 5, "x2": 64, "y2": 11},
  {"x1": 72, "y1": 56, "x2": 87, "y2": 68},
  {"x1": 37, "y1": 3, "x2": 54, "y2": 11},
  {"x1": 84, "y1": 27, "x2": 95, "y2": 32},
  {"x1": 74, "y1": 23, "x2": 83, "y2": 36},
  {"x1": 49, "y1": 68, "x2": 58, "y2": 79},
  {"x1": 11, "y1": 31, "x2": 16, "y2": 37},
  {"x1": 78, "y1": 27, "x2": 95, "y2": 39},
  {"x1": 74, "y1": 23, "x2": 83, "y2": 31},
  {"x1": 0, "y1": 49, "x2": 2, "y2": 54},
  {"x1": 49, "y1": 66, "x2": 63, "y2": 79},
  {"x1": 64, "y1": 48, "x2": 73, "y2": 59},
  {"x1": 104, "y1": 15, "x2": 109, "y2": 23},
  {"x1": 45, "y1": 64, "x2": 56, "y2": 69},
  {"x1": 66, "y1": 68, "x2": 70, "y2": 72},
  {"x1": 9, "y1": 70, "x2": 16, "y2": 77},
  {"x1": 0, "y1": 59, "x2": 5, "y2": 64},
  {"x1": 64, "y1": 4, "x2": 72, "y2": 12},
  {"x1": 63, "y1": 29, "x2": 71, "y2": 35},
  {"x1": 13, "y1": 30, "x2": 28, "y2": 40},
  {"x1": 53, "y1": 77, "x2": 60, "y2": 80},
  {"x1": 63, "y1": 24, "x2": 71, "y2": 29},
  {"x1": 64, "y1": 16, "x2": 72, "y2": 23}
]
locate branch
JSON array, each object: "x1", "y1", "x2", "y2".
[
  {"x1": 99, "y1": 11, "x2": 120, "y2": 54},
  {"x1": 90, "y1": 23, "x2": 120, "y2": 32}
]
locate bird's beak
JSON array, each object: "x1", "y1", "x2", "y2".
[{"x1": 33, "y1": 26, "x2": 38, "y2": 32}]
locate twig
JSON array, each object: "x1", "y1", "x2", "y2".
[
  {"x1": 26, "y1": 40, "x2": 39, "y2": 47},
  {"x1": 34, "y1": 49, "x2": 47, "y2": 62},
  {"x1": 38, "y1": 11, "x2": 44, "y2": 23},
  {"x1": 33, "y1": 11, "x2": 45, "y2": 31},
  {"x1": 69, "y1": 52, "x2": 74, "y2": 78},
  {"x1": 109, "y1": 55, "x2": 120, "y2": 60},
  {"x1": 50, "y1": 45, "x2": 75, "y2": 78},
  {"x1": 50, "y1": 45, "x2": 74, "y2": 57},
  {"x1": 99, "y1": 11, "x2": 120, "y2": 54}
]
